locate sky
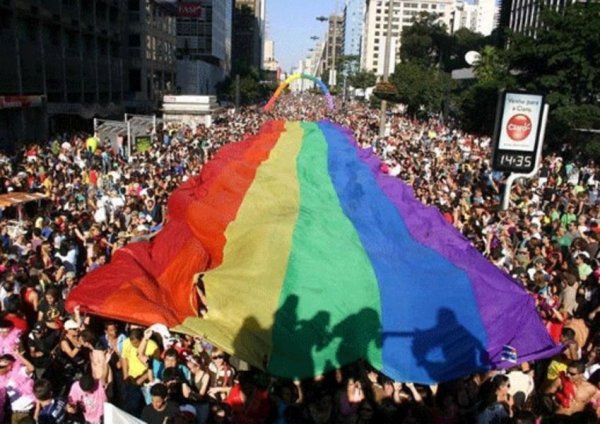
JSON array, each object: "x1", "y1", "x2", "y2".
[{"x1": 267, "y1": 0, "x2": 339, "y2": 73}]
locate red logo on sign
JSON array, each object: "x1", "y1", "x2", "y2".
[
  {"x1": 506, "y1": 114, "x2": 532, "y2": 141},
  {"x1": 178, "y1": 3, "x2": 203, "y2": 17}
]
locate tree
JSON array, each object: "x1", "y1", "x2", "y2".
[
  {"x1": 400, "y1": 12, "x2": 450, "y2": 69},
  {"x1": 473, "y1": 46, "x2": 508, "y2": 83},
  {"x1": 507, "y1": 3, "x2": 600, "y2": 150},
  {"x1": 347, "y1": 70, "x2": 377, "y2": 91},
  {"x1": 389, "y1": 62, "x2": 453, "y2": 117},
  {"x1": 216, "y1": 66, "x2": 274, "y2": 106},
  {"x1": 446, "y1": 28, "x2": 486, "y2": 71}
]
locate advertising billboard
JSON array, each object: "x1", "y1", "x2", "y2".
[
  {"x1": 492, "y1": 91, "x2": 546, "y2": 173},
  {"x1": 178, "y1": 2, "x2": 205, "y2": 18}
]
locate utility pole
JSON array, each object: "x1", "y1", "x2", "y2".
[
  {"x1": 234, "y1": 74, "x2": 240, "y2": 111},
  {"x1": 379, "y1": 0, "x2": 394, "y2": 137}
]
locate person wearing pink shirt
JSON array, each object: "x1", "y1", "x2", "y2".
[
  {"x1": 67, "y1": 371, "x2": 110, "y2": 424},
  {"x1": 0, "y1": 353, "x2": 36, "y2": 423},
  {"x1": 0, "y1": 319, "x2": 21, "y2": 357}
]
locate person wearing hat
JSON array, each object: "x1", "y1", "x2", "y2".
[
  {"x1": 0, "y1": 353, "x2": 36, "y2": 423},
  {"x1": 54, "y1": 319, "x2": 88, "y2": 394},
  {"x1": 27, "y1": 321, "x2": 57, "y2": 379}
]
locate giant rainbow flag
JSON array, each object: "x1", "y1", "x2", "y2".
[{"x1": 67, "y1": 120, "x2": 561, "y2": 384}]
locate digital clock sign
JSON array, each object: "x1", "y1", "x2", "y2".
[{"x1": 491, "y1": 91, "x2": 545, "y2": 174}]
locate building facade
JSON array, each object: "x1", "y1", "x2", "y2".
[
  {"x1": 505, "y1": 0, "x2": 582, "y2": 35},
  {"x1": 263, "y1": 39, "x2": 279, "y2": 72},
  {"x1": 175, "y1": 0, "x2": 232, "y2": 94},
  {"x1": 344, "y1": 0, "x2": 365, "y2": 59},
  {"x1": 323, "y1": 14, "x2": 345, "y2": 85},
  {"x1": 232, "y1": 0, "x2": 265, "y2": 70},
  {"x1": 452, "y1": 0, "x2": 499, "y2": 36},
  {"x1": 0, "y1": 0, "x2": 129, "y2": 141},
  {"x1": 361, "y1": 0, "x2": 454, "y2": 76},
  {"x1": 125, "y1": 0, "x2": 177, "y2": 112},
  {"x1": 0, "y1": 0, "x2": 177, "y2": 145}
]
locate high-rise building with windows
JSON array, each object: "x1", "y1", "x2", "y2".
[
  {"x1": 503, "y1": 0, "x2": 583, "y2": 35},
  {"x1": 232, "y1": 0, "x2": 265, "y2": 70},
  {"x1": 344, "y1": 0, "x2": 364, "y2": 59},
  {"x1": 361, "y1": 0, "x2": 454, "y2": 76},
  {"x1": 0, "y1": 0, "x2": 177, "y2": 144},
  {"x1": 175, "y1": 0, "x2": 232, "y2": 94},
  {"x1": 0, "y1": 0, "x2": 129, "y2": 140},
  {"x1": 452, "y1": 0, "x2": 499, "y2": 36},
  {"x1": 263, "y1": 39, "x2": 279, "y2": 72},
  {"x1": 125, "y1": 0, "x2": 177, "y2": 112},
  {"x1": 323, "y1": 13, "x2": 345, "y2": 85}
]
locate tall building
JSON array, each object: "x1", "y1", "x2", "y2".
[
  {"x1": 175, "y1": 0, "x2": 232, "y2": 94},
  {"x1": 263, "y1": 39, "x2": 279, "y2": 72},
  {"x1": 126, "y1": 0, "x2": 177, "y2": 112},
  {"x1": 361, "y1": 0, "x2": 455, "y2": 76},
  {"x1": 453, "y1": 0, "x2": 499, "y2": 36},
  {"x1": 232, "y1": 0, "x2": 265, "y2": 70},
  {"x1": 0, "y1": 0, "x2": 176, "y2": 144},
  {"x1": 0, "y1": 0, "x2": 129, "y2": 141},
  {"x1": 504, "y1": 0, "x2": 583, "y2": 35},
  {"x1": 323, "y1": 14, "x2": 345, "y2": 85},
  {"x1": 344, "y1": 0, "x2": 365, "y2": 58}
]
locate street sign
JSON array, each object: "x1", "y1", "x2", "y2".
[{"x1": 491, "y1": 91, "x2": 546, "y2": 173}]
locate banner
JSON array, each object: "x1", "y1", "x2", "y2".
[
  {"x1": 0, "y1": 95, "x2": 43, "y2": 110},
  {"x1": 135, "y1": 135, "x2": 152, "y2": 153},
  {"x1": 103, "y1": 402, "x2": 146, "y2": 424},
  {"x1": 178, "y1": 2, "x2": 204, "y2": 18}
]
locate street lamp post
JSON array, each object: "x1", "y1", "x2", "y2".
[{"x1": 379, "y1": 0, "x2": 394, "y2": 137}]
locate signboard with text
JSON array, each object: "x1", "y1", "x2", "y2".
[
  {"x1": 492, "y1": 91, "x2": 545, "y2": 173},
  {"x1": 178, "y1": 2, "x2": 204, "y2": 18},
  {"x1": 0, "y1": 95, "x2": 44, "y2": 109},
  {"x1": 135, "y1": 136, "x2": 152, "y2": 153}
]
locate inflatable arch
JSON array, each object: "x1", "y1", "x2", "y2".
[{"x1": 263, "y1": 73, "x2": 335, "y2": 112}]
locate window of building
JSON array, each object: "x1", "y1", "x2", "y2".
[
  {"x1": 128, "y1": 0, "x2": 139, "y2": 11},
  {"x1": 129, "y1": 69, "x2": 141, "y2": 92},
  {"x1": 129, "y1": 34, "x2": 140, "y2": 47},
  {"x1": 431, "y1": 4, "x2": 437, "y2": 9}
]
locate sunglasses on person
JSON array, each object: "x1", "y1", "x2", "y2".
[{"x1": 212, "y1": 354, "x2": 224, "y2": 360}]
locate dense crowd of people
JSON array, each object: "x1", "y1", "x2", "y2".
[{"x1": 0, "y1": 95, "x2": 599, "y2": 423}]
